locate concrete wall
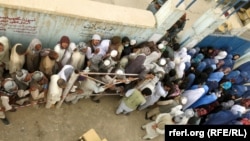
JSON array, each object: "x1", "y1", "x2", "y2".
[{"x1": 0, "y1": 0, "x2": 188, "y2": 48}]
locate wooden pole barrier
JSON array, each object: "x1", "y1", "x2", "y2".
[
  {"x1": 80, "y1": 72, "x2": 138, "y2": 76},
  {"x1": 56, "y1": 71, "x2": 80, "y2": 109}
]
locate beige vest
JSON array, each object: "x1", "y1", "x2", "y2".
[{"x1": 123, "y1": 89, "x2": 146, "y2": 110}]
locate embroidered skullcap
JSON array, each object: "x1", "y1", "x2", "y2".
[
  {"x1": 32, "y1": 71, "x2": 44, "y2": 82},
  {"x1": 16, "y1": 69, "x2": 28, "y2": 80},
  {"x1": 3, "y1": 79, "x2": 17, "y2": 93},
  {"x1": 92, "y1": 34, "x2": 101, "y2": 40}
]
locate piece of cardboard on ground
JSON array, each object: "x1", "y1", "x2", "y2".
[{"x1": 79, "y1": 128, "x2": 108, "y2": 141}]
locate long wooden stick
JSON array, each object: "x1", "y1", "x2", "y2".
[
  {"x1": 56, "y1": 71, "x2": 79, "y2": 109},
  {"x1": 80, "y1": 72, "x2": 138, "y2": 76},
  {"x1": 81, "y1": 74, "x2": 106, "y2": 85}
]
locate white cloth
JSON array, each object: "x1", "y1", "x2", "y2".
[
  {"x1": 85, "y1": 47, "x2": 94, "y2": 59},
  {"x1": 142, "y1": 113, "x2": 175, "y2": 140},
  {"x1": 57, "y1": 65, "x2": 74, "y2": 81},
  {"x1": 116, "y1": 100, "x2": 134, "y2": 114},
  {"x1": 138, "y1": 81, "x2": 168, "y2": 110},
  {"x1": 65, "y1": 93, "x2": 84, "y2": 104},
  {"x1": 86, "y1": 39, "x2": 109, "y2": 59},
  {"x1": 9, "y1": 44, "x2": 25, "y2": 74},
  {"x1": 79, "y1": 78, "x2": 104, "y2": 99},
  {"x1": 175, "y1": 62, "x2": 186, "y2": 79},
  {"x1": 143, "y1": 51, "x2": 161, "y2": 66},
  {"x1": 54, "y1": 42, "x2": 76, "y2": 66},
  {"x1": 45, "y1": 75, "x2": 63, "y2": 108},
  {"x1": 0, "y1": 111, "x2": 5, "y2": 119},
  {"x1": 174, "y1": 47, "x2": 191, "y2": 64},
  {"x1": 182, "y1": 87, "x2": 205, "y2": 110},
  {"x1": 30, "y1": 89, "x2": 45, "y2": 100},
  {"x1": 0, "y1": 96, "x2": 12, "y2": 111},
  {"x1": 99, "y1": 39, "x2": 110, "y2": 57},
  {"x1": 69, "y1": 50, "x2": 86, "y2": 70}
]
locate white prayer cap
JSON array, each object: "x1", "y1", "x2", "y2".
[
  {"x1": 215, "y1": 51, "x2": 227, "y2": 60},
  {"x1": 103, "y1": 59, "x2": 111, "y2": 66},
  {"x1": 110, "y1": 50, "x2": 118, "y2": 58},
  {"x1": 130, "y1": 39, "x2": 137, "y2": 46},
  {"x1": 180, "y1": 96, "x2": 188, "y2": 105},
  {"x1": 16, "y1": 69, "x2": 28, "y2": 81},
  {"x1": 3, "y1": 78, "x2": 17, "y2": 94},
  {"x1": 158, "y1": 43, "x2": 164, "y2": 49},
  {"x1": 116, "y1": 69, "x2": 124, "y2": 75},
  {"x1": 92, "y1": 34, "x2": 101, "y2": 40},
  {"x1": 158, "y1": 58, "x2": 167, "y2": 66},
  {"x1": 32, "y1": 71, "x2": 44, "y2": 82}
]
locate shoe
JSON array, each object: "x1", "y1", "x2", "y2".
[
  {"x1": 9, "y1": 108, "x2": 16, "y2": 112},
  {"x1": 141, "y1": 125, "x2": 146, "y2": 130},
  {"x1": 124, "y1": 112, "x2": 130, "y2": 116},
  {"x1": 149, "y1": 117, "x2": 154, "y2": 121},
  {"x1": 91, "y1": 97, "x2": 100, "y2": 103},
  {"x1": 142, "y1": 136, "x2": 153, "y2": 140},
  {"x1": 1, "y1": 118, "x2": 10, "y2": 125}
]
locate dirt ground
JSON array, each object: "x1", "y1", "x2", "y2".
[
  {"x1": 0, "y1": 1, "x2": 218, "y2": 141},
  {"x1": 1, "y1": 96, "x2": 161, "y2": 141}
]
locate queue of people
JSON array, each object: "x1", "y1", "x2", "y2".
[{"x1": 0, "y1": 33, "x2": 250, "y2": 140}]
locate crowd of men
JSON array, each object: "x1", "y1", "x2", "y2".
[{"x1": 0, "y1": 32, "x2": 250, "y2": 140}]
